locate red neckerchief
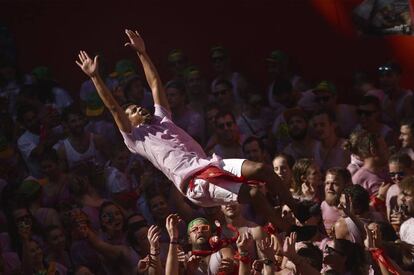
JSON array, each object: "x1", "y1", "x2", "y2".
[
  {"x1": 370, "y1": 248, "x2": 400, "y2": 275},
  {"x1": 188, "y1": 166, "x2": 262, "y2": 191}
]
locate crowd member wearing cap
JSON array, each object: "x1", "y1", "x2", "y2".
[
  {"x1": 313, "y1": 81, "x2": 358, "y2": 138},
  {"x1": 236, "y1": 93, "x2": 275, "y2": 148},
  {"x1": 378, "y1": 61, "x2": 413, "y2": 127},
  {"x1": 84, "y1": 92, "x2": 120, "y2": 146},
  {"x1": 320, "y1": 167, "x2": 351, "y2": 237},
  {"x1": 165, "y1": 80, "x2": 205, "y2": 145},
  {"x1": 352, "y1": 71, "x2": 386, "y2": 102},
  {"x1": 283, "y1": 108, "x2": 321, "y2": 163},
  {"x1": 354, "y1": 95, "x2": 397, "y2": 146},
  {"x1": 17, "y1": 104, "x2": 61, "y2": 178},
  {"x1": 210, "y1": 45, "x2": 248, "y2": 105},
  {"x1": 310, "y1": 110, "x2": 350, "y2": 171},
  {"x1": 211, "y1": 78, "x2": 242, "y2": 118},
  {"x1": 344, "y1": 129, "x2": 390, "y2": 197},
  {"x1": 265, "y1": 50, "x2": 308, "y2": 109},
  {"x1": 167, "y1": 49, "x2": 188, "y2": 81},
  {"x1": 185, "y1": 65, "x2": 209, "y2": 115},
  {"x1": 399, "y1": 118, "x2": 414, "y2": 160},
  {"x1": 209, "y1": 111, "x2": 244, "y2": 158},
  {"x1": 186, "y1": 217, "x2": 235, "y2": 275},
  {"x1": 57, "y1": 106, "x2": 110, "y2": 173},
  {"x1": 386, "y1": 153, "x2": 412, "y2": 220}
]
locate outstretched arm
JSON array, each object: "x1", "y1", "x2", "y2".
[
  {"x1": 76, "y1": 51, "x2": 131, "y2": 133},
  {"x1": 124, "y1": 29, "x2": 170, "y2": 113}
]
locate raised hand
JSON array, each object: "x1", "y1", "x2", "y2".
[
  {"x1": 147, "y1": 225, "x2": 161, "y2": 255},
  {"x1": 282, "y1": 232, "x2": 297, "y2": 260},
  {"x1": 364, "y1": 223, "x2": 381, "y2": 249},
  {"x1": 258, "y1": 236, "x2": 276, "y2": 260},
  {"x1": 166, "y1": 214, "x2": 181, "y2": 241},
  {"x1": 236, "y1": 232, "x2": 253, "y2": 253},
  {"x1": 218, "y1": 258, "x2": 235, "y2": 273},
  {"x1": 75, "y1": 50, "x2": 99, "y2": 78},
  {"x1": 124, "y1": 29, "x2": 146, "y2": 53}
]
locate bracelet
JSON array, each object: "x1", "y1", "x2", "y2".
[
  {"x1": 170, "y1": 240, "x2": 179, "y2": 245},
  {"x1": 234, "y1": 251, "x2": 251, "y2": 264},
  {"x1": 239, "y1": 250, "x2": 249, "y2": 257},
  {"x1": 149, "y1": 251, "x2": 160, "y2": 256}
]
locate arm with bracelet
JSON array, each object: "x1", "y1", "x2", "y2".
[
  {"x1": 165, "y1": 214, "x2": 181, "y2": 275},
  {"x1": 236, "y1": 232, "x2": 252, "y2": 275},
  {"x1": 147, "y1": 225, "x2": 162, "y2": 275}
]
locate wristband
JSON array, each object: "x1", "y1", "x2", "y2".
[
  {"x1": 170, "y1": 240, "x2": 179, "y2": 245},
  {"x1": 239, "y1": 251, "x2": 249, "y2": 257},
  {"x1": 234, "y1": 251, "x2": 251, "y2": 264},
  {"x1": 149, "y1": 251, "x2": 160, "y2": 256}
]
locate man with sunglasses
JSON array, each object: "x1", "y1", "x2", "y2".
[
  {"x1": 211, "y1": 79, "x2": 242, "y2": 118},
  {"x1": 186, "y1": 217, "x2": 235, "y2": 275},
  {"x1": 313, "y1": 81, "x2": 358, "y2": 137},
  {"x1": 76, "y1": 29, "x2": 295, "y2": 232}
]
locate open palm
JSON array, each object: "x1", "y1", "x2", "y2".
[
  {"x1": 75, "y1": 50, "x2": 99, "y2": 77},
  {"x1": 124, "y1": 29, "x2": 146, "y2": 53}
]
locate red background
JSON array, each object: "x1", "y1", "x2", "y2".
[{"x1": 2, "y1": 0, "x2": 414, "y2": 101}]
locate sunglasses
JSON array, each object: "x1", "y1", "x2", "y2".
[
  {"x1": 316, "y1": 96, "x2": 331, "y2": 103},
  {"x1": 357, "y1": 109, "x2": 376, "y2": 117},
  {"x1": 378, "y1": 66, "x2": 392, "y2": 72},
  {"x1": 189, "y1": 224, "x2": 210, "y2": 233},
  {"x1": 212, "y1": 89, "x2": 228, "y2": 97},
  {"x1": 389, "y1": 171, "x2": 405, "y2": 178},
  {"x1": 216, "y1": 121, "x2": 234, "y2": 130}
]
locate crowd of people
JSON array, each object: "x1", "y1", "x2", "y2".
[{"x1": 0, "y1": 27, "x2": 414, "y2": 275}]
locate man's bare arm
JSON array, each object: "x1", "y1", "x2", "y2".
[
  {"x1": 124, "y1": 29, "x2": 171, "y2": 113},
  {"x1": 76, "y1": 51, "x2": 131, "y2": 133}
]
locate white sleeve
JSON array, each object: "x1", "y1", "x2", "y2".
[
  {"x1": 119, "y1": 130, "x2": 138, "y2": 154},
  {"x1": 17, "y1": 136, "x2": 37, "y2": 159},
  {"x1": 154, "y1": 104, "x2": 172, "y2": 120}
]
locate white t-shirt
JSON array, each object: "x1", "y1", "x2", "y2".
[
  {"x1": 17, "y1": 130, "x2": 41, "y2": 177},
  {"x1": 400, "y1": 217, "x2": 414, "y2": 245},
  {"x1": 120, "y1": 104, "x2": 219, "y2": 193}
]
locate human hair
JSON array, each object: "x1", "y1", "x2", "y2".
[
  {"x1": 297, "y1": 243, "x2": 323, "y2": 271},
  {"x1": 382, "y1": 241, "x2": 414, "y2": 272},
  {"x1": 292, "y1": 158, "x2": 314, "y2": 195},
  {"x1": 165, "y1": 80, "x2": 187, "y2": 96},
  {"x1": 213, "y1": 78, "x2": 233, "y2": 90},
  {"x1": 343, "y1": 185, "x2": 370, "y2": 214},
  {"x1": 333, "y1": 239, "x2": 367, "y2": 274},
  {"x1": 242, "y1": 136, "x2": 265, "y2": 152},
  {"x1": 122, "y1": 75, "x2": 143, "y2": 99},
  {"x1": 311, "y1": 108, "x2": 336, "y2": 123},
  {"x1": 359, "y1": 95, "x2": 381, "y2": 110},
  {"x1": 215, "y1": 111, "x2": 236, "y2": 125},
  {"x1": 401, "y1": 118, "x2": 414, "y2": 133},
  {"x1": 43, "y1": 224, "x2": 61, "y2": 241},
  {"x1": 98, "y1": 201, "x2": 126, "y2": 232},
  {"x1": 343, "y1": 129, "x2": 378, "y2": 159},
  {"x1": 400, "y1": 175, "x2": 414, "y2": 195},
  {"x1": 388, "y1": 152, "x2": 412, "y2": 168},
  {"x1": 273, "y1": 153, "x2": 295, "y2": 169},
  {"x1": 68, "y1": 175, "x2": 90, "y2": 199},
  {"x1": 325, "y1": 167, "x2": 352, "y2": 186}
]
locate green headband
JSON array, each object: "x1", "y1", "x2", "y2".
[{"x1": 187, "y1": 217, "x2": 210, "y2": 234}]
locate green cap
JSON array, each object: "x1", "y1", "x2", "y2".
[
  {"x1": 168, "y1": 49, "x2": 185, "y2": 63},
  {"x1": 85, "y1": 92, "x2": 104, "y2": 117},
  {"x1": 110, "y1": 59, "x2": 136, "y2": 78},
  {"x1": 314, "y1": 80, "x2": 336, "y2": 95},
  {"x1": 187, "y1": 217, "x2": 210, "y2": 235},
  {"x1": 17, "y1": 179, "x2": 41, "y2": 200},
  {"x1": 210, "y1": 46, "x2": 227, "y2": 59}
]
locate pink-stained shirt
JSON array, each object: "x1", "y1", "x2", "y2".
[
  {"x1": 121, "y1": 104, "x2": 219, "y2": 193},
  {"x1": 352, "y1": 167, "x2": 388, "y2": 196},
  {"x1": 320, "y1": 201, "x2": 342, "y2": 233}
]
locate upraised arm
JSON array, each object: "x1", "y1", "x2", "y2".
[
  {"x1": 75, "y1": 51, "x2": 131, "y2": 133},
  {"x1": 124, "y1": 29, "x2": 171, "y2": 113}
]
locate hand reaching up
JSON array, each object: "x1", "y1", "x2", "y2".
[
  {"x1": 75, "y1": 51, "x2": 99, "y2": 78},
  {"x1": 166, "y1": 214, "x2": 181, "y2": 241},
  {"x1": 124, "y1": 29, "x2": 146, "y2": 53},
  {"x1": 147, "y1": 225, "x2": 161, "y2": 255}
]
